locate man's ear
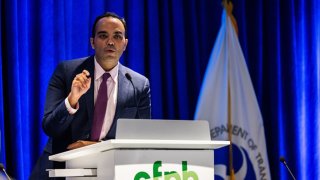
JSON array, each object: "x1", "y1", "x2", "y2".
[
  {"x1": 90, "y1": 38, "x2": 95, "y2": 49},
  {"x1": 123, "y1": 39, "x2": 128, "y2": 51}
]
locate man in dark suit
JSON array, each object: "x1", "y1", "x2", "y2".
[{"x1": 30, "y1": 12, "x2": 151, "y2": 179}]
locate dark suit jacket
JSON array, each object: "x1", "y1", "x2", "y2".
[{"x1": 30, "y1": 56, "x2": 151, "y2": 179}]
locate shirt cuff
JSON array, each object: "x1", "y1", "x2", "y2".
[{"x1": 65, "y1": 97, "x2": 79, "y2": 114}]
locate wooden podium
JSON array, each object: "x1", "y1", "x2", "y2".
[{"x1": 48, "y1": 119, "x2": 229, "y2": 179}]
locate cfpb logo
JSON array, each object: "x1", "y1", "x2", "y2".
[{"x1": 134, "y1": 161, "x2": 199, "y2": 180}]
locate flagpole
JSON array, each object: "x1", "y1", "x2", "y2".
[
  {"x1": 222, "y1": 0, "x2": 238, "y2": 36},
  {"x1": 228, "y1": 79, "x2": 235, "y2": 180},
  {"x1": 223, "y1": 0, "x2": 237, "y2": 179}
]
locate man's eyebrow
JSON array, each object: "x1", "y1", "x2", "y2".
[
  {"x1": 97, "y1": 31, "x2": 107, "y2": 34},
  {"x1": 114, "y1": 31, "x2": 124, "y2": 35}
]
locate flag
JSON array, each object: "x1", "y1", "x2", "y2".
[{"x1": 194, "y1": 4, "x2": 271, "y2": 180}]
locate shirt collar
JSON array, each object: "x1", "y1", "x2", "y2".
[{"x1": 94, "y1": 57, "x2": 119, "y2": 81}]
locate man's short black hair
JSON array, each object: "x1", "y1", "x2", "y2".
[{"x1": 91, "y1": 12, "x2": 127, "y2": 38}]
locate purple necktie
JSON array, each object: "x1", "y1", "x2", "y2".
[{"x1": 91, "y1": 73, "x2": 110, "y2": 141}]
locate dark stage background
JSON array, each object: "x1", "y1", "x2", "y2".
[{"x1": 0, "y1": 0, "x2": 319, "y2": 179}]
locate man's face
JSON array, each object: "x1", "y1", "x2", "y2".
[{"x1": 90, "y1": 17, "x2": 128, "y2": 69}]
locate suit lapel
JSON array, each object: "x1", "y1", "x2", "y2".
[
  {"x1": 114, "y1": 64, "x2": 131, "y2": 120},
  {"x1": 83, "y1": 56, "x2": 95, "y2": 128}
]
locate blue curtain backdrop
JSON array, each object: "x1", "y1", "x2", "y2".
[{"x1": 0, "y1": 0, "x2": 319, "y2": 179}]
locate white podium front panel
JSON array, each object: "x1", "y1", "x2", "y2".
[{"x1": 65, "y1": 149, "x2": 214, "y2": 180}]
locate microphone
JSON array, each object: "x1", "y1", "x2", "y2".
[
  {"x1": 279, "y1": 156, "x2": 296, "y2": 180},
  {"x1": 125, "y1": 73, "x2": 140, "y2": 118},
  {"x1": 0, "y1": 163, "x2": 12, "y2": 180}
]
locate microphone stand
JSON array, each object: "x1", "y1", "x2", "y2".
[
  {"x1": 0, "y1": 163, "x2": 12, "y2": 180},
  {"x1": 279, "y1": 157, "x2": 296, "y2": 180}
]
